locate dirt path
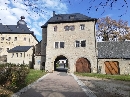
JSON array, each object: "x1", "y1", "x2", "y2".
[{"x1": 76, "y1": 75, "x2": 130, "y2": 97}]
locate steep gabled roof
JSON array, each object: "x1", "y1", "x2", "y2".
[
  {"x1": 97, "y1": 41, "x2": 130, "y2": 59},
  {"x1": 41, "y1": 13, "x2": 97, "y2": 28},
  {"x1": 8, "y1": 46, "x2": 33, "y2": 53}
]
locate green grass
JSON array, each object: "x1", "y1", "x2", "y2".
[
  {"x1": 74, "y1": 72, "x2": 130, "y2": 81},
  {"x1": 25, "y1": 69, "x2": 47, "y2": 85}
]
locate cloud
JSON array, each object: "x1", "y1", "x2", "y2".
[
  {"x1": 0, "y1": 0, "x2": 68, "y2": 41},
  {"x1": 30, "y1": 28, "x2": 41, "y2": 36}
]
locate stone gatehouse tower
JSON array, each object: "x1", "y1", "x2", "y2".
[{"x1": 41, "y1": 11, "x2": 97, "y2": 73}]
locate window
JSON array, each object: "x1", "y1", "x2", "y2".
[
  {"x1": 55, "y1": 42, "x2": 59, "y2": 48},
  {"x1": 29, "y1": 38, "x2": 30, "y2": 42},
  {"x1": 12, "y1": 53, "x2": 14, "y2": 58},
  {"x1": 80, "y1": 24, "x2": 85, "y2": 30},
  {"x1": 7, "y1": 48, "x2": 9, "y2": 51},
  {"x1": 0, "y1": 48, "x2": 3, "y2": 52},
  {"x1": 75, "y1": 40, "x2": 86, "y2": 47},
  {"x1": 1, "y1": 37, "x2": 4, "y2": 41},
  {"x1": 57, "y1": 16, "x2": 62, "y2": 20},
  {"x1": 64, "y1": 26, "x2": 69, "y2": 31},
  {"x1": 8, "y1": 37, "x2": 11, "y2": 41},
  {"x1": 20, "y1": 53, "x2": 22, "y2": 57},
  {"x1": 54, "y1": 26, "x2": 57, "y2": 32},
  {"x1": 69, "y1": 15, "x2": 75, "y2": 19},
  {"x1": 81, "y1": 40, "x2": 86, "y2": 47},
  {"x1": 55, "y1": 42, "x2": 64, "y2": 48},
  {"x1": 64, "y1": 25, "x2": 75, "y2": 31},
  {"x1": 76, "y1": 41, "x2": 80, "y2": 47},
  {"x1": 14, "y1": 37, "x2": 17, "y2": 41},
  {"x1": 60, "y1": 42, "x2": 64, "y2": 48},
  {"x1": 69, "y1": 25, "x2": 75, "y2": 31},
  {"x1": 24, "y1": 37, "x2": 26, "y2": 41},
  {"x1": 16, "y1": 53, "x2": 18, "y2": 57}
]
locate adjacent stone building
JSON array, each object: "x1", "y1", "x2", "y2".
[
  {"x1": 7, "y1": 46, "x2": 34, "y2": 65},
  {"x1": 41, "y1": 12, "x2": 97, "y2": 73},
  {"x1": 0, "y1": 16, "x2": 38, "y2": 61},
  {"x1": 97, "y1": 41, "x2": 130, "y2": 75}
]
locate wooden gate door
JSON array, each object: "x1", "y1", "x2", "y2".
[
  {"x1": 76, "y1": 58, "x2": 91, "y2": 73},
  {"x1": 105, "y1": 61, "x2": 119, "y2": 75}
]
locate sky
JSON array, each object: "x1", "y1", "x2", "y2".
[{"x1": 0, "y1": 0, "x2": 130, "y2": 42}]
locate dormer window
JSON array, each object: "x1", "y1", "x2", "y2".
[
  {"x1": 80, "y1": 24, "x2": 85, "y2": 30},
  {"x1": 69, "y1": 15, "x2": 75, "y2": 19},
  {"x1": 57, "y1": 16, "x2": 62, "y2": 20},
  {"x1": 54, "y1": 26, "x2": 57, "y2": 32}
]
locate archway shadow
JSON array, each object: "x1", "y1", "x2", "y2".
[{"x1": 54, "y1": 55, "x2": 68, "y2": 72}]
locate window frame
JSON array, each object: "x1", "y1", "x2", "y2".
[
  {"x1": 75, "y1": 40, "x2": 86, "y2": 47},
  {"x1": 14, "y1": 37, "x2": 17, "y2": 41},
  {"x1": 81, "y1": 40, "x2": 86, "y2": 47},
  {"x1": 60, "y1": 42, "x2": 64, "y2": 48},
  {"x1": 64, "y1": 26, "x2": 69, "y2": 31},
  {"x1": 54, "y1": 41, "x2": 65, "y2": 48},
  {"x1": 80, "y1": 24, "x2": 85, "y2": 30},
  {"x1": 55, "y1": 42, "x2": 59, "y2": 48},
  {"x1": 8, "y1": 37, "x2": 11, "y2": 41},
  {"x1": 54, "y1": 26, "x2": 57, "y2": 32},
  {"x1": 24, "y1": 37, "x2": 26, "y2": 41},
  {"x1": 16, "y1": 53, "x2": 18, "y2": 57},
  {"x1": 69, "y1": 25, "x2": 75, "y2": 31},
  {"x1": 75, "y1": 40, "x2": 80, "y2": 47},
  {"x1": 1, "y1": 37, "x2": 4, "y2": 41}
]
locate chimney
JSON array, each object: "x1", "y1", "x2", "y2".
[{"x1": 53, "y1": 11, "x2": 55, "y2": 16}]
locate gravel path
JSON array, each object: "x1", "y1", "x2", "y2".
[{"x1": 77, "y1": 76, "x2": 130, "y2": 97}]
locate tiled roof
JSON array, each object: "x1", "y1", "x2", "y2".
[
  {"x1": 0, "y1": 24, "x2": 32, "y2": 33},
  {"x1": 41, "y1": 13, "x2": 97, "y2": 28},
  {"x1": 8, "y1": 46, "x2": 33, "y2": 53},
  {"x1": 97, "y1": 41, "x2": 130, "y2": 58}
]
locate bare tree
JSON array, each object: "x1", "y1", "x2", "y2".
[{"x1": 96, "y1": 16, "x2": 130, "y2": 41}]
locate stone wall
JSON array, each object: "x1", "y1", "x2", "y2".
[
  {"x1": 98, "y1": 59, "x2": 130, "y2": 75},
  {"x1": 34, "y1": 55, "x2": 41, "y2": 70},
  {"x1": 44, "y1": 21, "x2": 97, "y2": 73},
  {"x1": 41, "y1": 28, "x2": 47, "y2": 66}
]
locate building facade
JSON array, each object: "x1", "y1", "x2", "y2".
[
  {"x1": 41, "y1": 12, "x2": 97, "y2": 73},
  {"x1": 0, "y1": 16, "x2": 38, "y2": 62},
  {"x1": 7, "y1": 46, "x2": 34, "y2": 65}
]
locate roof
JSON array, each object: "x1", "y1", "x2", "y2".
[
  {"x1": 97, "y1": 41, "x2": 130, "y2": 59},
  {"x1": 41, "y1": 13, "x2": 97, "y2": 28},
  {"x1": 8, "y1": 46, "x2": 33, "y2": 53},
  {"x1": 0, "y1": 24, "x2": 32, "y2": 33},
  {"x1": 0, "y1": 23, "x2": 39, "y2": 42}
]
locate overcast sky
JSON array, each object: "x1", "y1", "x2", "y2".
[{"x1": 0, "y1": 0, "x2": 130, "y2": 41}]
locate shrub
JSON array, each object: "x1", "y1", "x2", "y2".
[{"x1": 0, "y1": 63, "x2": 30, "y2": 92}]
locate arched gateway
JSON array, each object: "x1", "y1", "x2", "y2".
[{"x1": 54, "y1": 55, "x2": 68, "y2": 72}]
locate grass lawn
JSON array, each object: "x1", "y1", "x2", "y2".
[
  {"x1": 0, "y1": 69, "x2": 47, "y2": 97},
  {"x1": 74, "y1": 72, "x2": 130, "y2": 81},
  {"x1": 25, "y1": 69, "x2": 47, "y2": 85}
]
